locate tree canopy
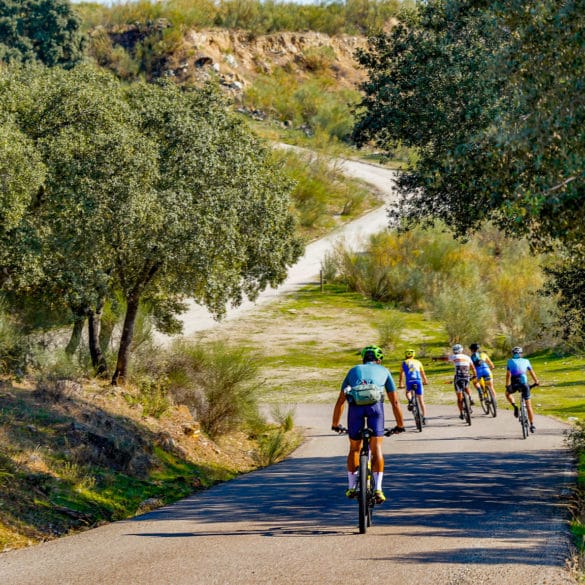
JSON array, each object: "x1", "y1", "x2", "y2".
[
  {"x1": 0, "y1": 0, "x2": 85, "y2": 68},
  {"x1": 0, "y1": 64, "x2": 303, "y2": 383},
  {"x1": 353, "y1": 0, "x2": 585, "y2": 336}
]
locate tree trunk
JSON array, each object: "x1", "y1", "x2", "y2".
[
  {"x1": 111, "y1": 294, "x2": 140, "y2": 386},
  {"x1": 99, "y1": 315, "x2": 115, "y2": 357},
  {"x1": 88, "y1": 298, "x2": 108, "y2": 378},
  {"x1": 65, "y1": 312, "x2": 85, "y2": 356}
]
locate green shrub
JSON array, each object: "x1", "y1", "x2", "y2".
[
  {"x1": 270, "y1": 403, "x2": 296, "y2": 432},
  {"x1": 321, "y1": 251, "x2": 338, "y2": 282},
  {"x1": 432, "y1": 282, "x2": 493, "y2": 345},
  {"x1": 272, "y1": 148, "x2": 373, "y2": 234},
  {"x1": 330, "y1": 225, "x2": 561, "y2": 350},
  {"x1": 301, "y1": 46, "x2": 336, "y2": 72},
  {"x1": 254, "y1": 429, "x2": 291, "y2": 466},
  {"x1": 566, "y1": 420, "x2": 585, "y2": 455},
  {"x1": 84, "y1": 0, "x2": 403, "y2": 36},
  {"x1": 31, "y1": 348, "x2": 89, "y2": 382},
  {"x1": 125, "y1": 376, "x2": 171, "y2": 418},
  {"x1": 377, "y1": 311, "x2": 406, "y2": 350},
  {"x1": 165, "y1": 340, "x2": 261, "y2": 439}
]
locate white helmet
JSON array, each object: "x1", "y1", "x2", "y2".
[{"x1": 452, "y1": 344, "x2": 463, "y2": 354}]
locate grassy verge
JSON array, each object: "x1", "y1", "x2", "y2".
[
  {"x1": 0, "y1": 378, "x2": 299, "y2": 552},
  {"x1": 208, "y1": 282, "x2": 585, "y2": 420}
]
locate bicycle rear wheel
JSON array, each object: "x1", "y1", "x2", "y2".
[
  {"x1": 367, "y1": 471, "x2": 374, "y2": 527},
  {"x1": 462, "y1": 392, "x2": 472, "y2": 426},
  {"x1": 413, "y1": 396, "x2": 423, "y2": 432},
  {"x1": 520, "y1": 401, "x2": 529, "y2": 439},
  {"x1": 487, "y1": 387, "x2": 497, "y2": 418},
  {"x1": 358, "y1": 454, "x2": 369, "y2": 534}
]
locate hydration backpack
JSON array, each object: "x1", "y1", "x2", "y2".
[{"x1": 344, "y1": 382, "x2": 385, "y2": 406}]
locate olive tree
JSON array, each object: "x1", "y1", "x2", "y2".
[
  {"x1": 0, "y1": 64, "x2": 303, "y2": 382},
  {"x1": 0, "y1": 0, "x2": 85, "y2": 68},
  {"x1": 353, "y1": 0, "x2": 585, "y2": 336}
]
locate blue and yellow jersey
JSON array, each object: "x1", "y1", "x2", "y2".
[
  {"x1": 471, "y1": 351, "x2": 490, "y2": 369},
  {"x1": 402, "y1": 358, "x2": 424, "y2": 384}
]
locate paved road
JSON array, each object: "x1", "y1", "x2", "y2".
[
  {"x1": 163, "y1": 157, "x2": 398, "y2": 339},
  {"x1": 1, "y1": 404, "x2": 576, "y2": 585}
]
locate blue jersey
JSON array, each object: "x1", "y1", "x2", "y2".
[
  {"x1": 507, "y1": 357, "x2": 533, "y2": 385},
  {"x1": 341, "y1": 362, "x2": 396, "y2": 393}
]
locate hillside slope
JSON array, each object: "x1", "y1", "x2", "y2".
[{"x1": 96, "y1": 24, "x2": 367, "y2": 91}]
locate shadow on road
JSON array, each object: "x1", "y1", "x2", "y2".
[{"x1": 127, "y1": 446, "x2": 573, "y2": 568}]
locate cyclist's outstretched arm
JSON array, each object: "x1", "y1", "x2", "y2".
[
  {"x1": 386, "y1": 390, "x2": 404, "y2": 428},
  {"x1": 529, "y1": 369, "x2": 540, "y2": 385},
  {"x1": 332, "y1": 388, "x2": 346, "y2": 429}
]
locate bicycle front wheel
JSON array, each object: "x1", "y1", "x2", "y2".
[
  {"x1": 358, "y1": 454, "x2": 369, "y2": 534},
  {"x1": 487, "y1": 387, "x2": 497, "y2": 418},
  {"x1": 480, "y1": 385, "x2": 490, "y2": 415},
  {"x1": 462, "y1": 392, "x2": 472, "y2": 426}
]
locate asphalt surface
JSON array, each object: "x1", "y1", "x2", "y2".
[{"x1": 1, "y1": 404, "x2": 577, "y2": 585}]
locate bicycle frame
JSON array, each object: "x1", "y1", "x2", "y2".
[
  {"x1": 512, "y1": 382, "x2": 538, "y2": 439},
  {"x1": 454, "y1": 376, "x2": 472, "y2": 425},
  {"x1": 356, "y1": 426, "x2": 375, "y2": 534},
  {"x1": 335, "y1": 423, "x2": 396, "y2": 534},
  {"x1": 408, "y1": 382, "x2": 423, "y2": 432},
  {"x1": 475, "y1": 376, "x2": 497, "y2": 418}
]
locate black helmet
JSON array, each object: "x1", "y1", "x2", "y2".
[{"x1": 470, "y1": 343, "x2": 480, "y2": 352}]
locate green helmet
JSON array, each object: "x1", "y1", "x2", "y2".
[{"x1": 361, "y1": 345, "x2": 384, "y2": 362}]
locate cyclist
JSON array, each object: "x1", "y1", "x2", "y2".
[
  {"x1": 469, "y1": 343, "x2": 496, "y2": 403},
  {"x1": 398, "y1": 348, "x2": 429, "y2": 425},
  {"x1": 331, "y1": 345, "x2": 405, "y2": 504},
  {"x1": 448, "y1": 344, "x2": 477, "y2": 419},
  {"x1": 505, "y1": 346, "x2": 540, "y2": 433}
]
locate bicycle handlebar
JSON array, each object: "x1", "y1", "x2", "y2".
[
  {"x1": 506, "y1": 382, "x2": 540, "y2": 391},
  {"x1": 332, "y1": 425, "x2": 402, "y2": 437}
]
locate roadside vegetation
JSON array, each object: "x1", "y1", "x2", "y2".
[
  {"x1": 0, "y1": 338, "x2": 302, "y2": 551},
  {"x1": 76, "y1": 0, "x2": 407, "y2": 36}
]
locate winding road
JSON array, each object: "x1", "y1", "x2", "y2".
[
  {"x1": 0, "y1": 157, "x2": 578, "y2": 584},
  {"x1": 166, "y1": 157, "x2": 399, "y2": 338}
]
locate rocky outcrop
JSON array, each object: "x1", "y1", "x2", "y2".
[{"x1": 162, "y1": 28, "x2": 367, "y2": 90}]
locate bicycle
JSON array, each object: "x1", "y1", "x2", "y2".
[
  {"x1": 407, "y1": 382, "x2": 424, "y2": 432},
  {"x1": 335, "y1": 424, "x2": 397, "y2": 534},
  {"x1": 475, "y1": 376, "x2": 497, "y2": 418},
  {"x1": 454, "y1": 376, "x2": 472, "y2": 425},
  {"x1": 511, "y1": 382, "x2": 538, "y2": 439}
]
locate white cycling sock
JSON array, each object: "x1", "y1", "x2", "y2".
[
  {"x1": 347, "y1": 471, "x2": 357, "y2": 489},
  {"x1": 373, "y1": 471, "x2": 384, "y2": 491}
]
